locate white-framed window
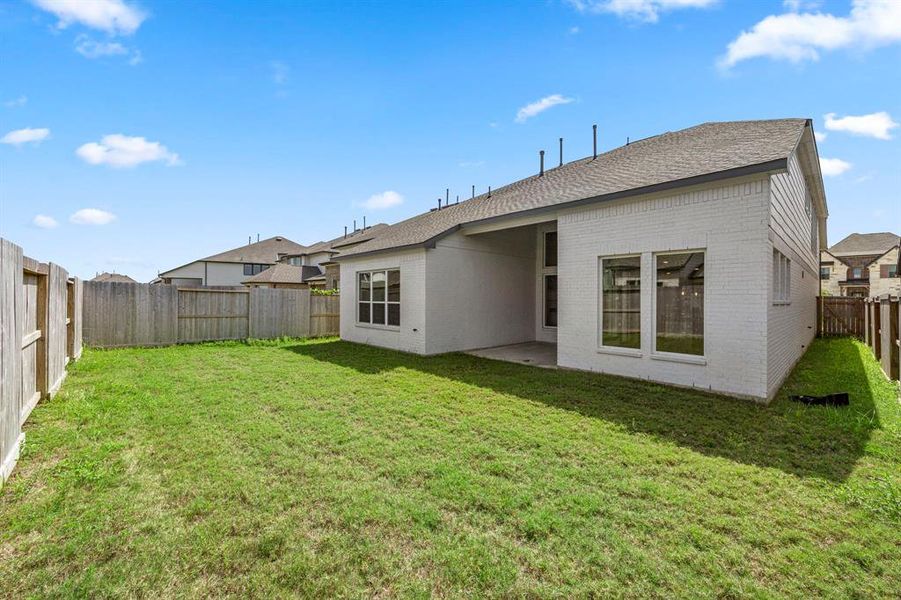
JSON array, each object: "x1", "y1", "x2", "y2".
[
  {"x1": 358, "y1": 269, "x2": 400, "y2": 326},
  {"x1": 600, "y1": 255, "x2": 641, "y2": 349},
  {"x1": 654, "y1": 251, "x2": 705, "y2": 356},
  {"x1": 541, "y1": 231, "x2": 558, "y2": 328},
  {"x1": 773, "y1": 250, "x2": 791, "y2": 303}
]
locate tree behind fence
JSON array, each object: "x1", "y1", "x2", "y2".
[{"x1": 82, "y1": 282, "x2": 338, "y2": 348}]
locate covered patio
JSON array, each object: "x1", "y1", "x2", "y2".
[{"x1": 466, "y1": 341, "x2": 558, "y2": 369}]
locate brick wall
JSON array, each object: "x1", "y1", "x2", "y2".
[{"x1": 556, "y1": 175, "x2": 772, "y2": 400}]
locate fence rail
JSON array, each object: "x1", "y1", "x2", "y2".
[
  {"x1": 82, "y1": 282, "x2": 338, "y2": 348},
  {"x1": 1, "y1": 238, "x2": 82, "y2": 485}
]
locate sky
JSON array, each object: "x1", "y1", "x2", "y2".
[{"x1": 1, "y1": 0, "x2": 899, "y2": 282}]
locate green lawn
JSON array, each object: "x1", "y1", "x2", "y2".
[{"x1": 1, "y1": 338, "x2": 898, "y2": 598}]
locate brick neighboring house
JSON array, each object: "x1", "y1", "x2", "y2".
[
  {"x1": 820, "y1": 232, "x2": 900, "y2": 297},
  {"x1": 334, "y1": 118, "x2": 828, "y2": 402}
]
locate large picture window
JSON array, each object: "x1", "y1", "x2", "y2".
[
  {"x1": 655, "y1": 252, "x2": 704, "y2": 356},
  {"x1": 358, "y1": 269, "x2": 400, "y2": 326},
  {"x1": 601, "y1": 256, "x2": 641, "y2": 349},
  {"x1": 243, "y1": 263, "x2": 269, "y2": 276}
]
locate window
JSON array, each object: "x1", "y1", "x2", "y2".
[
  {"x1": 880, "y1": 264, "x2": 899, "y2": 278},
  {"x1": 820, "y1": 266, "x2": 831, "y2": 280},
  {"x1": 544, "y1": 232, "x2": 557, "y2": 268},
  {"x1": 601, "y1": 256, "x2": 640, "y2": 349},
  {"x1": 544, "y1": 275, "x2": 557, "y2": 327},
  {"x1": 655, "y1": 252, "x2": 704, "y2": 356},
  {"x1": 243, "y1": 263, "x2": 269, "y2": 276},
  {"x1": 850, "y1": 267, "x2": 863, "y2": 280},
  {"x1": 540, "y1": 229, "x2": 558, "y2": 328},
  {"x1": 358, "y1": 269, "x2": 400, "y2": 326},
  {"x1": 773, "y1": 250, "x2": 791, "y2": 303}
]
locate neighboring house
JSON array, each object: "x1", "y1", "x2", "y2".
[
  {"x1": 242, "y1": 263, "x2": 320, "y2": 289},
  {"x1": 274, "y1": 225, "x2": 388, "y2": 290},
  {"x1": 90, "y1": 272, "x2": 137, "y2": 283},
  {"x1": 819, "y1": 232, "x2": 900, "y2": 298},
  {"x1": 158, "y1": 236, "x2": 306, "y2": 286},
  {"x1": 334, "y1": 119, "x2": 828, "y2": 402}
]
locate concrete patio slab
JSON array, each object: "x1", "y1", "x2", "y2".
[{"x1": 466, "y1": 341, "x2": 557, "y2": 369}]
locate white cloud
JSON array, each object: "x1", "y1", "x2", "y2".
[
  {"x1": 75, "y1": 35, "x2": 127, "y2": 58},
  {"x1": 1, "y1": 127, "x2": 50, "y2": 146},
  {"x1": 360, "y1": 191, "x2": 404, "y2": 210},
  {"x1": 819, "y1": 157, "x2": 852, "y2": 176},
  {"x1": 783, "y1": 0, "x2": 822, "y2": 11},
  {"x1": 824, "y1": 111, "x2": 898, "y2": 140},
  {"x1": 4, "y1": 96, "x2": 28, "y2": 108},
  {"x1": 566, "y1": 0, "x2": 716, "y2": 23},
  {"x1": 719, "y1": 0, "x2": 901, "y2": 69},
  {"x1": 814, "y1": 130, "x2": 827, "y2": 142},
  {"x1": 31, "y1": 0, "x2": 146, "y2": 35},
  {"x1": 76, "y1": 134, "x2": 181, "y2": 168},
  {"x1": 515, "y1": 94, "x2": 574, "y2": 123},
  {"x1": 70, "y1": 208, "x2": 116, "y2": 225},
  {"x1": 568, "y1": 26, "x2": 581, "y2": 34},
  {"x1": 32, "y1": 214, "x2": 59, "y2": 229}
]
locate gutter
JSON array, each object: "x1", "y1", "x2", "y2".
[{"x1": 334, "y1": 157, "x2": 788, "y2": 262}]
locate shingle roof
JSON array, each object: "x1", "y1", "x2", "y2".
[
  {"x1": 91, "y1": 272, "x2": 137, "y2": 283},
  {"x1": 336, "y1": 119, "x2": 809, "y2": 259},
  {"x1": 829, "y1": 232, "x2": 900, "y2": 256},
  {"x1": 242, "y1": 263, "x2": 321, "y2": 285},
  {"x1": 285, "y1": 224, "x2": 390, "y2": 256},
  {"x1": 200, "y1": 236, "x2": 307, "y2": 264}
]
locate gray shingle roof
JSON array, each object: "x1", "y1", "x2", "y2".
[
  {"x1": 829, "y1": 232, "x2": 900, "y2": 256},
  {"x1": 336, "y1": 119, "x2": 809, "y2": 259},
  {"x1": 200, "y1": 236, "x2": 307, "y2": 264},
  {"x1": 242, "y1": 263, "x2": 321, "y2": 285},
  {"x1": 91, "y1": 272, "x2": 137, "y2": 283}
]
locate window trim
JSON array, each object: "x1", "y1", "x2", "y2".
[
  {"x1": 598, "y1": 254, "x2": 642, "y2": 354},
  {"x1": 651, "y1": 249, "x2": 706, "y2": 359},
  {"x1": 773, "y1": 250, "x2": 791, "y2": 305},
  {"x1": 356, "y1": 268, "x2": 401, "y2": 329}
]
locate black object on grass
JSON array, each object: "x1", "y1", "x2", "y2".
[{"x1": 790, "y1": 393, "x2": 850, "y2": 407}]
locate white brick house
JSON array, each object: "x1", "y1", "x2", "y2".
[{"x1": 335, "y1": 119, "x2": 828, "y2": 402}]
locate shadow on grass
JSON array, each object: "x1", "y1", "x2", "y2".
[{"x1": 283, "y1": 337, "x2": 888, "y2": 483}]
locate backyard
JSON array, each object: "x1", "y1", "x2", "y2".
[{"x1": 0, "y1": 337, "x2": 898, "y2": 597}]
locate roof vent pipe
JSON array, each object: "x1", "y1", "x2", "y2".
[
  {"x1": 488, "y1": 185, "x2": 492, "y2": 198},
  {"x1": 363, "y1": 216, "x2": 367, "y2": 228},
  {"x1": 353, "y1": 219, "x2": 357, "y2": 231},
  {"x1": 344, "y1": 226, "x2": 347, "y2": 238},
  {"x1": 446, "y1": 188, "x2": 449, "y2": 207},
  {"x1": 438, "y1": 197, "x2": 442, "y2": 210},
  {"x1": 471, "y1": 185, "x2": 475, "y2": 200},
  {"x1": 456, "y1": 194, "x2": 459, "y2": 205},
  {"x1": 257, "y1": 233, "x2": 260, "y2": 242},
  {"x1": 593, "y1": 124, "x2": 597, "y2": 160},
  {"x1": 559, "y1": 138, "x2": 563, "y2": 167},
  {"x1": 248, "y1": 236, "x2": 251, "y2": 245},
  {"x1": 539, "y1": 150, "x2": 545, "y2": 177}
]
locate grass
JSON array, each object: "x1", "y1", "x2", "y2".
[{"x1": 1, "y1": 337, "x2": 899, "y2": 598}]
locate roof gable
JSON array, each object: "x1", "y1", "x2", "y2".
[{"x1": 828, "y1": 232, "x2": 900, "y2": 256}]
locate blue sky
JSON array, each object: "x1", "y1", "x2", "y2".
[{"x1": 1, "y1": 0, "x2": 899, "y2": 281}]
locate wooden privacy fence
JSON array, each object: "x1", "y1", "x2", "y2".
[
  {"x1": 864, "y1": 295, "x2": 900, "y2": 381},
  {"x1": 1, "y1": 238, "x2": 83, "y2": 484},
  {"x1": 817, "y1": 296, "x2": 866, "y2": 338},
  {"x1": 82, "y1": 282, "x2": 340, "y2": 348}
]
